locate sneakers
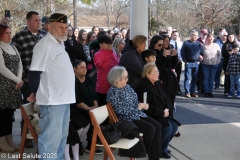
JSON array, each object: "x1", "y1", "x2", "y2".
[
  {"x1": 227, "y1": 94, "x2": 233, "y2": 98},
  {"x1": 185, "y1": 94, "x2": 191, "y2": 98},
  {"x1": 190, "y1": 93, "x2": 198, "y2": 97},
  {"x1": 84, "y1": 146, "x2": 103, "y2": 155}
]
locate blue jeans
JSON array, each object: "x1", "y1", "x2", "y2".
[
  {"x1": 229, "y1": 74, "x2": 240, "y2": 95},
  {"x1": 202, "y1": 64, "x2": 218, "y2": 93},
  {"x1": 214, "y1": 60, "x2": 223, "y2": 88},
  {"x1": 38, "y1": 104, "x2": 70, "y2": 160},
  {"x1": 184, "y1": 62, "x2": 199, "y2": 94},
  {"x1": 161, "y1": 119, "x2": 178, "y2": 154}
]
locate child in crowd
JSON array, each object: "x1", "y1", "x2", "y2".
[
  {"x1": 226, "y1": 44, "x2": 240, "y2": 98},
  {"x1": 141, "y1": 49, "x2": 156, "y2": 64}
]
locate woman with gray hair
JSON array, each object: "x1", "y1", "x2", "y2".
[
  {"x1": 106, "y1": 66, "x2": 162, "y2": 160},
  {"x1": 112, "y1": 38, "x2": 125, "y2": 58}
]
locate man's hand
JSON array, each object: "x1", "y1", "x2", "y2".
[
  {"x1": 199, "y1": 55, "x2": 203, "y2": 61},
  {"x1": 27, "y1": 93, "x2": 36, "y2": 103}
]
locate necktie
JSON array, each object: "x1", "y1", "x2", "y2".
[{"x1": 175, "y1": 41, "x2": 178, "y2": 50}]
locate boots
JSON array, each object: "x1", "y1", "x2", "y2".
[
  {"x1": 0, "y1": 136, "x2": 15, "y2": 153},
  {"x1": 6, "y1": 134, "x2": 20, "y2": 151}
]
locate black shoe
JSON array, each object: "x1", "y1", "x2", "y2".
[
  {"x1": 204, "y1": 93, "x2": 209, "y2": 97},
  {"x1": 215, "y1": 87, "x2": 219, "y2": 90},
  {"x1": 85, "y1": 146, "x2": 103, "y2": 155},
  {"x1": 177, "y1": 91, "x2": 181, "y2": 95},
  {"x1": 208, "y1": 93, "x2": 214, "y2": 97},
  {"x1": 24, "y1": 139, "x2": 34, "y2": 148},
  {"x1": 174, "y1": 131, "x2": 181, "y2": 137},
  {"x1": 162, "y1": 153, "x2": 171, "y2": 159},
  {"x1": 167, "y1": 150, "x2": 171, "y2": 154}
]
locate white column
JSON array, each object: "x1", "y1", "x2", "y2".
[{"x1": 130, "y1": 0, "x2": 148, "y2": 39}]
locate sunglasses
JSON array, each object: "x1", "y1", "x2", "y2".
[{"x1": 158, "y1": 44, "x2": 163, "y2": 47}]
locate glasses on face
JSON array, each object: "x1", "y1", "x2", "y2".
[
  {"x1": 223, "y1": 35, "x2": 228, "y2": 37},
  {"x1": 158, "y1": 44, "x2": 163, "y2": 47},
  {"x1": 122, "y1": 76, "x2": 129, "y2": 81}
]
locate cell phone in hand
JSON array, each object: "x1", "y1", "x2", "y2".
[
  {"x1": 5, "y1": 10, "x2": 11, "y2": 18},
  {"x1": 165, "y1": 50, "x2": 170, "y2": 56}
]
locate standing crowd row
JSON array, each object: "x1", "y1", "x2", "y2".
[{"x1": 0, "y1": 10, "x2": 240, "y2": 160}]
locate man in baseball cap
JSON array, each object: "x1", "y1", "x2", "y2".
[
  {"x1": 28, "y1": 10, "x2": 76, "y2": 160},
  {"x1": 41, "y1": 16, "x2": 49, "y2": 32}
]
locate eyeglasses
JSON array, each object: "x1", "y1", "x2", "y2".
[
  {"x1": 158, "y1": 44, "x2": 163, "y2": 47},
  {"x1": 223, "y1": 35, "x2": 228, "y2": 37},
  {"x1": 122, "y1": 76, "x2": 129, "y2": 81}
]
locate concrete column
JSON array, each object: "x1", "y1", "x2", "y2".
[{"x1": 130, "y1": 0, "x2": 148, "y2": 39}]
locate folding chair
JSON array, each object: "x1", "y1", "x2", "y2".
[
  {"x1": 106, "y1": 102, "x2": 118, "y2": 123},
  {"x1": 89, "y1": 105, "x2": 139, "y2": 160},
  {"x1": 19, "y1": 103, "x2": 39, "y2": 160}
]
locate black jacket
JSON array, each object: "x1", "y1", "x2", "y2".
[
  {"x1": 64, "y1": 39, "x2": 86, "y2": 63},
  {"x1": 136, "y1": 78, "x2": 181, "y2": 128},
  {"x1": 154, "y1": 49, "x2": 180, "y2": 95},
  {"x1": 119, "y1": 40, "x2": 144, "y2": 89}
]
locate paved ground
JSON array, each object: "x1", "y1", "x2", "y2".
[{"x1": 1, "y1": 73, "x2": 240, "y2": 160}]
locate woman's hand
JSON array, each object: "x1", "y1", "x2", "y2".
[
  {"x1": 163, "y1": 49, "x2": 170, "y2": 57},
  {"x1": 15, "y1": 80, "x2": 23, "y2": 90},
  {"x1": 163, "y1": 108, "x2": 169, "y2": 117},
  {"x1": 170, "y1": 49, "x2": 177, "y2": 56},
  {"x1": 138, "y1": 103, "x2": 149, "y2": 110}
]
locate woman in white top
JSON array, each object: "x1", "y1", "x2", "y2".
[
  {"x1": 201, "y1": 33, "x2": 221, "y2": 97},
  {"x1": 0, "y1": 19, "x2": 23, "y2": 153}
]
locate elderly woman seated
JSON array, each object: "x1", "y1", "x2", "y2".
[
  {"x1": 106, "y1": 66, "x2": 162, "y2": 160},
  {"x1": 135, "y1": 63, "x2": 181, "y2": 159}
]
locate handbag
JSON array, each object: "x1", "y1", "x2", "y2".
[{"x1": 100, "y1": 123, "x2": 122, "y2": 144}]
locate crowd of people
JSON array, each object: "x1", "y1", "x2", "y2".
[{"x1": 0, "y1": 9, "x2": 240, "y2": 160}]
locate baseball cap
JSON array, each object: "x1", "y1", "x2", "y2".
[{"x1": 200, "y1": 29, "x2": 208, "y2": 35}]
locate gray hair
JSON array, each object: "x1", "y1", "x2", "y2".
[
  {"x1": 189, "y1": 30, "x2": 198, "y2": 36},
  {"x1": 107, "y1": 66, "x2": 126, "y2": 86},
  {"x1": 112, "y1": 38, "x2": 125, "y2": 55}
]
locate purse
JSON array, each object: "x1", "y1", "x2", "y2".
[{"x1": 100, "y1": 123, "x2": 122, "y2": 144}]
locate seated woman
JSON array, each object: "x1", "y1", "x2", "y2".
[
  {"x1": 106, "y1": 66, "x2": 162, "y2": 160},
  {"x1": 72, "y1": 60, "x2": 102, "y2": 154},
  {"x1": 136, "y1": 63, "x2": 181, "y2": 159}
]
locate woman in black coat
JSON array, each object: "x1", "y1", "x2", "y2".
[
  {"x1": 149, "y1": 35, "x2": 180, "y2": 118},
  {"x1": 136, "y1": 63, "x2": 181, "y2": 159},
  {"x1": 119, "y1": 35, "x2": 147, "y2": 89}
]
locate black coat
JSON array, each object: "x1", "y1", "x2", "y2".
[
  {"x1": 136, "y1": 78, "x2": 181, "y2": 128},
  {"x1": 154, "y1": 49, "x2": 180, "y2": 95},
  {"x1": 119, "y1": 40, "x2": 144, "y2": 89},
  {"x1": 64, "y1": 39, "x2": 86, "y2": 63}
]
